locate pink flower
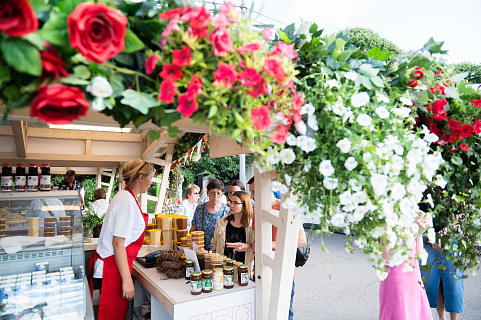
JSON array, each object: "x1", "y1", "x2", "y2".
[
  {"x1": 432, "y1": 99, "x2": 448, "y2": 115},
  {"x1": 238, "y1": 68, "x2": 262, "y2": 86},
  {"x1": 270, "y1": 41, "x2": 298, "y2": 59},
  {"x1": 262, "y1": 28, "x2": 272, "y2": 41},
  {"x1": 250, "y1": 105, "x2": 271, "y2": 130},
  {"x1": 159, "y1": 64, "x2": 183, "y2": 82},
  {"x1": 158, "y1": 80, "x2": 177, "y2": 104},
  {"x1": 247, "y1": 77, "x2": 267, "y2": 98},
  {"x1": 145, "y1": 54, "x2": 157, "y2": 74},
  {"x1": 219, "y1": 2, "x2": 238, "y2": 23},
  {"x1": 161, "y1": 16, "x2": 181, "y2": 38},
  {"x1": 263, "y1": 59, "x2": 287, "y2": 82},
  {"x1": 210, "y1": 15, "x2": 230, "y2": 29},
  {"x1": 172, "y1": 46, "x2": 192, "y2": 67},
  {"x1": 176, "y1": 92, "x2": 198, "y2": 117},
  {"x1": 188, "y1": 74, "x2": 203, "y2": 94},
  {"x1": 189, "y1": 6, "x2": 211, "y2": 29},
  {"x1": 270, "y1": 124, "x2": 290, "y2": 144},
  {"x1": 210, "y1": 28, "x2": 234, "y2": 57},
  {"x1": 190, "y1": 27, "x2": 209, "y2": 38},
  {"x1": 214, "y1": 62, "x2": 237, "y2": 87},
  {"x1": 237, "y1": 43, "x2": 261, "y2": 54},
  {"x1": 159, "y1": 8, "x2": 183, "y2": 20}
]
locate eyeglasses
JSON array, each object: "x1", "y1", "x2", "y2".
[
  {"x1": 208, "y1": 191, "x2": 223, "y2": 197},
  {"x1": 228, "y1": 201, "x2": 243, "y2": 206},
  {"x1": 194, "y1": 192, "x2": 200, "y2": 195}
]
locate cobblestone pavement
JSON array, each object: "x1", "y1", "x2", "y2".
[{"x1": 293, "y1": 231, "x2": 481, "y2": 320}]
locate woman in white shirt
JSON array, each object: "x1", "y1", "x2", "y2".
[
  {"x1": 174, "y1": 184, "x2": 199, "y2": 229},
  {"x1": 86, "y1": 188, "x2": 109, "y2": 218},
  {"x1": 89, "y1": 160, "x2": 153, "y2": 320}
]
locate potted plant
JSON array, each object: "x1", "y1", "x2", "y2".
[{"x1": 83, "y1": 211, "x2": 105, "y2": 239}]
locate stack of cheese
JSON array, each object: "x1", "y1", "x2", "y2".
[
  {"x1": 58, "y1": 216, "x2": 71, "y2": 238},
  {"x1": 43, "y1": 217, "x2": 56, "y2": 237},
  {"x1": 28, "y1": 217, "x2": 39, "y2": 237}
]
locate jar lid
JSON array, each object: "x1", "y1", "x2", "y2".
[
  {"x1": 41, "y1": 164, "x2": 50, "y2": 166},
  {"x1": 212, "y1": 268, "x2": 223, "y2": 272},
  {"x1": 239, "y1": 264, "x2": 248, "y2": 268},
  {"x1": 17, "y1": 163, "x2": 25, "y2": 166},
  {"x1": 29, "y1": 163, "x2": 38, "y2": 166},
  {"x1": 191, "y1": 271, "x2": 202, "y2": 276},
  {"x1": 202, "y1": 269, "x2": 212, "y2": 274},
  {"x1": 186, "y1": 259, "x2": 194, "y2": 263},
  {"x1": 3, "y1": 163, "x2": 12, "y2": 166},
  {"x1": 227, "y1": 259, "x2": 236, "y2": 263},
  {"x1": 223, "y1": 266, "x2": 233, "y2": 271}
]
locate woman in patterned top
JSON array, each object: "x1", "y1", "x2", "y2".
[
  {"x1": 211, "y1": 191, "x2": 254, "y2": 268},
  {"x1": 190, "y1": 179, "x2": 230, "y2": 251}
]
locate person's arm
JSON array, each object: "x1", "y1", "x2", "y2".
[
  {"x1": 297, "y1": 222, "x2": 307, "y2": 248},
  {"x1": 415, "y1": 215, "x2": 428, "y2": 255},
  {"x1": 112, "y1": 236, "x2": 135, "y2": 300},
  {"x1": 226, "y1": 242, "x2": 255, "y2": 252}
]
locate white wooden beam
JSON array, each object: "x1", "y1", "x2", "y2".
[
  {"x1": 85, "y1": 139, "x2": 91, "y2": 155},
  {"x1": 10, "y1": 121, "x2": 27, "y2": 158},
  {"x1": 262, "y1": 209, "x2": 279, "y2": 228},
  {"x1": 149, "y1": 158, "x2": 166, "y2": 167},
  {"x1": 154, "y1": 144, "x2": 174, "y2": 214},
  {"x1": 142, "y1": 131, "x2": 169, "y2": 160},
  {"x1": 26, "y1": 127, "x2": 143, "y2": 142}
]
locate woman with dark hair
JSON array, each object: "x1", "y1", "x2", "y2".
[
  {"x1": 211, "y1": 191, "x2": 254, "y2": 267},
  {"x1": 190, "y1": 179, "x2": 230, "y2": 251},
  {"x1": 89, "y1": 160, "x2": 153, "y2": 320}
]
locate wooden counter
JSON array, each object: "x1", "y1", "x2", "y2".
[
  {"x1": 84, "y1": 238, "x2": 98, "y2": 251},
  {"x1": 133, "y1": 261, "x2": 256, "y2": 319}
]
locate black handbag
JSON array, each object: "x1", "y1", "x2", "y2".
[{"x1": 295, "y1": 236, "x2": 310, "y2": 267}]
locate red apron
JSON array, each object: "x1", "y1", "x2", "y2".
[{"x1": 89, "y1": 187, "x2": 148, "y2": 320}]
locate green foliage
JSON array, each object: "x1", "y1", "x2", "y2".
[
  {"x1": 450, "y1": 62, "x2": 481, "y2": 84},
  {"x1": 83, "y1": 212, "x2": 105, "y2": 232},
  {"x1": 339, "y1": 27, "x2": 402, "y2": 66}
]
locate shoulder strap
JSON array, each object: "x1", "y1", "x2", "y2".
[
  {"x1": 202, "y1": 203, "x2": 206, "y2": 231},
  {"x1": 42, "y1": 200, "x2": 55, "y2": 218}
]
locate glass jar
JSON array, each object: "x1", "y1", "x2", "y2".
[
  {"x1": 1, "y1": 163, "x2": 13, "y2": 192},
  {"x1": 223, "y1": 266, "x2": 234, "y2": 289},
  {"x1": 27, "y1": 164, "x2": 39, "y2": 192},
  {"x1": 185, "y1": 260, "x2": 195, "y2": 280},
  {"x1": 227, "y1": 259, "x2": 236, "y2": 267},
  {"x1": 238, "y1": 264, "x2": 249, "y2": 286},
  {"x1": 213, "y1": 268, "x2": 224, "y2": 291},
  {"x1": 39, "y1": 164, "x2": 51, "y2": 191},
  {"x1": 202, "y1": 269, "x2": 213, "y2": 293},
  {"x1": 15, "y1": 163, "x2": 26, "y2": 192},
  {"x1": 190, "y1": 271, "x2": 202, "y2": 295}
]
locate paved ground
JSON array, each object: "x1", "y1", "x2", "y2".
[{"x1": 293, "y1": 231, "x2": 481, "y2": 320}]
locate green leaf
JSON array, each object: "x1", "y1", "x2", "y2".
[
  {"x1": 23, "y1": 33, "x2": 45, "y2": 50},
  {"x1": 450, "y1": 72, "x2": 469, "y2": 83},
  {"x1": 3, "y1": 85, "x2": 21, "y2": 100},
  {"x1": 147, "y1": 130, "x2": 161, "y2": 141},
  {"x1": 110, "y1": 73, "x2": 125, "y2": 97},
  {"x1": 445, "y1": 87, "x2": 458, "y2": 99},
  {"x1": 64, "y1": 0, "x2": 83, "y2": 14},
  {"x1": 277, "y1": 30, "x2": 291, "y2": 44},
  {"x1": 39, "y1": 12, "x2": 69, "y2": 47},
  {"x1": 120, "y1": 89, "x2": 159, "y2": 115},
  {"x1": 309, "y1": 23, "x2": 318, "y2": 34},
  {"x1": 0, "y1": 38, "x2": 41, "y2": 76},
  {"x1": 367, "y1": 47, "x2": 392, "y2": 61},
  {"x1": 73, "y1": 65, "x2": 91, "y2": 80},
  {"x1": 59, "y1": 77, "x2": 91, "y2": 85},
  {"x1": 207, "y1": 105, "x2": 218, "y2": 119},
  {"x1": 337, "y1": 50, "x2": 353, "y2": 62},
  {"x1": 417, "y1": 90, "x2": 429, "y2": 105},
  {"x1": 168, "y1": 126, "x2": 182, "y2": 138},
  {"x1": 370, "y1": 76, "x2": 384, "y2": 88},
  {"x1": 423, "y1": 38, "x2": 448, "y2": 55},
  {"x1": 0, "y1": 67, "x2": 11, "y2": 86},
  {"x1": 451, "y1": 155, "x2": 463, "y2": 166},
  {"x1": 359, "y1": 64, "x2": 379, "y2": 77},
  {"x1": 123, "y1": 29, "x2": 145, "y2": 53},
  {"x1": 113, "y1": 53, "x2": 134, "y2": 66}
]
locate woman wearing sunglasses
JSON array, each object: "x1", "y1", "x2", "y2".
[{"x1": 211, "y1": 191, "x2": 255, "y2": 267}]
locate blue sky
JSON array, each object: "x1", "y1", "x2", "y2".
[{"x1": 216, "y1": 0, "x2": 481, "y2": 64}]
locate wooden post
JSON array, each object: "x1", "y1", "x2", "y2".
[{"x1": 154, "y1": 144, "x2": 174, "y2": 214}]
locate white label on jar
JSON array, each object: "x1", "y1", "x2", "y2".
[
  {"x1": 224, "y1": 274, "x2": 234, "y2": 286},
  {"x1": 213, "y1": 275, "x2": 223, "y2": 289},
  {"x1": 241, "y1": 272, "x2": 249, "y2": 284},
  {"x1": 15, "y1": 176, "x2": 26, "y2": 188},
  {"x1": 186, "y1": 266, "x2": 194, "y2": 278},
  {"x1": 28, "y1": 176, "x2": 39, "y2": 185},
  {"x1": 1, "y1": 176, "x2": 12, "y2": 187},
  {"x1": 40, "y1": 175, "x2": 51, "y2": 185}
]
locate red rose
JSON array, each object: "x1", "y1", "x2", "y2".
[
  {"x1": 408, "y1": 78, "x2": 418, "y2": 88},
  {"x1": 158, "y1": 80, "x2": 177, "y2": 104},
  {"x1": 214, "y1": 62, "x2": 237, "y2": 87},
  {"x1": 459, "y1": 143, "x2": 470, "y2": 152},
  {"x1": 238, "y1": 68, "x2": 262, "y2": 87},
  {"x1": 40, "y1": 43, "x2": 69, "y2": 79},
  {"x1": 410, "y1": 66, "x2": 424, "y2": 80},
  {"x1": 209, "y1": 28, "x2": 234, "y2": 57},
  {"x1": 159, "y1": 64, "x2": 183, "y2": 82},
  {"x1": 176, "y1": 92, "x2": 198, "y2": 117},
  {"x1": 172, "y1": 46, "x2": 192, "y2": 67},
  {"x1": 145, "y1": 55, "x2": 158, "y2": 74},
  {"x1": 187, "y1": 74, "x2": 203, "y2": 94},
  {"x1": 263, "y1": 59, "x2": 287, "y2": 82},
  {"x1": 0, "y1": 0, "x2": 38, "y2": 37},
  {"x1": 250, "y1": 105, "x2": 272, "y2": 130},
  {"x1": 68, "y1": 2, "x2": 128, "y2": 64},
  {"x1": 472, "y1": 99, "x2": 481, "y2": 108},
  {"x1": 30, "y1": 84, "x2": 89, "y2": 124},
  {"x1": 432, "y1": 99, "x2": 448, "y2": 115}
]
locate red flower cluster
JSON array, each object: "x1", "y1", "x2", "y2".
[
  {"x1": 250, "y1": 105, "x2": 271, "y2": 130},
  {"x1": 40, "y1": 43, "x2": 68, "y2": 79},
  {"x1": 0, "y1": 0, "x2": 38, "y2": 37}
]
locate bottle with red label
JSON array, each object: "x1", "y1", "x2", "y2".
[
  {"x1": 27, "y1": 164, "x2": 39, "y2": 191},
  {"x1": 39, "y1": 164, "x2": 51, "y2": 191},
  {"x1": 1, "y1": 163, "x2": 13, "y2": 192}
]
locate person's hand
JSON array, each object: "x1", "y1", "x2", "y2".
[
  {"x1": 226, "y1": 242, "x2": 251, "y2": 252},
  {"x1": 414, "y1": 212, "x2": 428, "y2": 235},
  {"x1": 431, "y1": 239, "x2": 443, "y2": 251},
  {"x1": 122, "y1": 278, "x2": 135, "y2": 300}
]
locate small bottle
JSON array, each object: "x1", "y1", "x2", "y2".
[
  {"x1": 1, "y1": 163, "x2": 13, "y2": 192},
  {"x1": 15, "y1": 163, "x2": 26, "y2": 192},
  {"x1": 202, "y1": 269, "x2": 213, "y2": 293},
  {"x1": 190, "y1": 271, "x2": 202, "y2": 295},
  {"x1": 39, "y1": 164, "x2": 51, "y2": 191},
  {"x1": 223, "y1": 266, "x2": 234, "y2": 289},
  {"x1": 185, "y1": 260, "x2": 195, "y2": 280},
  {"x1": 27, "y1": 164, "x2": 39, "y2": 192},
  {"x1": 213, "y1": 268, "x2": 224, "y2": 291},
  {"x1": 238, "y1": 264, "x2": 249, "y2": 286}
]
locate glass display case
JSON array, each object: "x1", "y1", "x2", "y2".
[{"x1": 0, "y1": 190, "x2": 90, "y2": 319}]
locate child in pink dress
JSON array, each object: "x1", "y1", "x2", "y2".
[{"x1": 379, "y1": 215, "x2": 433, "y2": 320}]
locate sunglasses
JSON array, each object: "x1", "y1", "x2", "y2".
[
  {"x1": 134, "y1": 161, "x2": 148, "y2": 179},
  {"x1": 194, "y1": 192, "x2": 200, "y2": 195}
]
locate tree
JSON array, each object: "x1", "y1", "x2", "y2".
[{"x1": 450, "y1": 62, "x2": 481, "y2": 84}]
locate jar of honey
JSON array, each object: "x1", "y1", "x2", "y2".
[
  {"x1": 202, "y1": 269, "x2": 213, "y2": 293},
  {"x1": 213, "y1": 268, "x2": 224, "y2": 291},
  {"x1": 185, "y1": 260, "x2": 195, "y2": 280},
  {"x1": 190, "y1": 271, "x2": 202, "y2": 295},
  {"x1": 223, "y1": 266, "x2": 234, "y2": 289},
  {"x1": 238, "y1": 264, "x2": 249, "y2": 286}
]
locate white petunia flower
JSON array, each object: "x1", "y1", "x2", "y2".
[
  {"x1": 297, "y1": 136, "x2": 317, "y2": 153},
  {"x1": 390, "y1": 183, "x2": 406, "y2": 201},
  {"x1": 300, "y1": 103, "x2": 315, "y2": 115},
  {"x1": 336, "y1": 137, "x2": 351, "y2": 153},
  {"x1": 376, "y1": 269, "x2": 389, "y2": 281},
  {"x1": 427, "y1": 228, "x2": 436, "y2": 244},
  {"x1": 295, "y1": 121, "x2": 307, "y2": 135},
  {"x1": 323, "y1": 177, "x2": 338, "y2": 190},
  {"x1": 279, "y1": 148, "x2": 296, "y2": 164},
  {"x1": 426, "y1": 194, "x2": 434, "y2": 208},
  {"x1": 272, "y1": 181, "x2": 288, "y2": 194},
  {"x1": 371, "y1": 174, "x2": 388, "y2": 198},
  {"x1": 345, "y1": 71, "x2": 358, "y2": 81},
  {"x1": 87, "y1": 76, "x2": 113, "y2": 98},
  {"x1": 376, "y1": 93, "x2": 390, "y2": 103},
  {"x1": 357, "y1": 114, "x2": 372, "y2": 127},
  {"x1": 344, "y1": 157, "x2": 358, "y2": 171},
  {"x1": 307, "y1": 115, "x2": 319, "y2": 130},
  {"x1": 267, "y1": 152, "x2": 280, "y2": 165},
  {"x1": 319, "y1": 160, "x2": 335, "y2": 177},
  {"x1": 304, "y1": 160, "x2": 312, "y2": 172},
  {"x1": 286, "y1": 133, "x2": 297, "y2": 146},
  {"x1": 402, "y1": 264, "x2": 414, "y2": 273},
  {"x1": 351, "y1": 92, "x2": 370, "y2": 107},
  {"x1": 339, "y1": 191, "x2": 353, "y2": 206},
  {"x1": 400, "y1": 97, "x2": 413, "y2": 106},
  {"x1": 406, "y1": 149, "x2": 423, "y2": 164},
  {"x1": 284, "y1": 173, "x2": 292, "y2": 186},
  {"x1": 375, "y1": 106, "x2": 390, "y2": 119},
  {"x1": 434, "y1": 175, "x2": 447, "y2": 189},
  {"x1": 330, "y1": 213, "x2": 347, "y2": 227},
  {"x1": 399, "y1": 198, "x2": 414, "y2": 215},
  {"x1": 385, "y1": 212, "x2": 399, "y2": 227},
  {"x1": 343, "y1": 110, "x2": 354, "y2": 123},
  {"x1": 352, "y1": 191, "x2": 367, "y2": 204},
  {"x1": 420, "y1": 248, "x2": 429, "y2": 266},
  {"x1": 326, "y1": 79, "x2": 341, "y2": 88},
  {"x1": 391, "y1": 107, "x2": 411, "y2": 118},
  {"x1": 349, "y1": 178, "x2": 363, "y2": 192},
  {"x1": 332, "y1": 101, "x2": 346, "y2": 116},
  {"x1": 424, "y1": 133, "x2": 439, "y2": 143}
]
